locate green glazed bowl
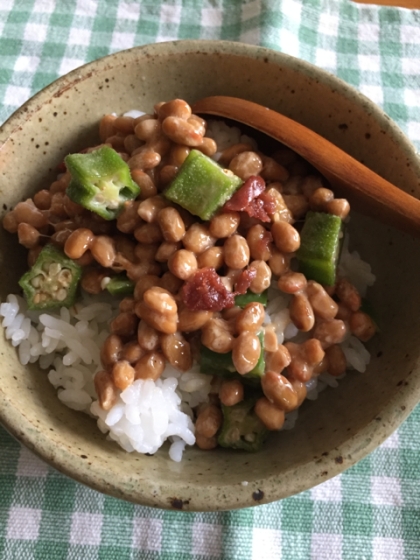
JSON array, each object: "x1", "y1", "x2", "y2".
[{"x1": 1, "y1": 40, "x2": 419, "y2": 511}]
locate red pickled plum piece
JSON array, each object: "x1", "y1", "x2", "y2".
[
  {"x1": 234, "y1": 268, "x2": 257, "y2": 295},
  {"x1": 223, "y1": 176, "x2": 265, "y2": 211},
  {"x1": 182, "y1": 267, "x2": 235, "y2": 311},
  {"x1": 223, "y1": 176, "x2": 275, "y2": 222}
]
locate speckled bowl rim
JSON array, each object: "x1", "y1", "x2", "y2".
[{"x1": 1, "y1": 40, "x2": 420, "y2": 510}]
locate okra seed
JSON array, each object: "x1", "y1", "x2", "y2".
[
  {"x1": 56, "y1": 289, "x2": 67, "y2": 301},
  {"x1": 58, "y1": 269, "x2": 72, "y2": 287},
  {"x1": 100, "y1": 277, "x2": 111, "y2": 290},
  {"x1": 106, "y1": 200, "x2": 119, "y2": 210},
  {"x1": 229, "y1": 427, "x2": 240, "y2": 444},
  {"x1": 31, "y1": 275, "x2": 42, "y2": 288},
  {"x1": 49, "y1": 263, "x2": 62, "y2": 276},
  {"x1": 34, "y1": 293, "x2": 48, "y2": 304}
]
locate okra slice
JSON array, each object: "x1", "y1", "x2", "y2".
[
  {"x1": 217, "y1": 399, "x2": 268, "y2": 452},
  {"x1": 65, "y1": 146, "x2": 140, "y2": 220},
  {"x1": 164, "y1": 149, "x2": 243, "y2": 221},
  {"x1": 199, "y1": 331, "x2": 265, "y2": 384},
  {"x1": 296, "y1": 211, "x2": 342, "y2": 286},
  {"x1": 234, "y1": 289, "x2": 268, "y2": 308},
  {"x1": 19, "y1": 244, "x2": 81, "y2": 310},
  {"x1": 251, "y1": 331, "x2": 265, "y2": 378},
  {"x1": 105, "y1": 274, "x2": 134, "y2": 297},
  {"x1": 199, "y1": 345, "x2": 237, "y2": 379}
]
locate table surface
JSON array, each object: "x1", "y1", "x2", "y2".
[{"x1": 1, "y1": 1, "x2": 420, "y2": 559}]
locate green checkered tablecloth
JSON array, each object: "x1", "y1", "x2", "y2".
[{"x1": 1, "y1": 1, "x2": 420, "y2": 558}]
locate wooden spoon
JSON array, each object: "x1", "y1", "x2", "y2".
[{"x1": 192, "y1": 95, "x2": 420, "y2": 237}]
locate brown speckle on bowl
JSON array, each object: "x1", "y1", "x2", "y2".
[{"x1": 170, "y1": 498, "x2": 190, "y2": 510}]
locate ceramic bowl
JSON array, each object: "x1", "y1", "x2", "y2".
[{"x1": 1, "y1": 40, "x2": 419, "y2": 511}]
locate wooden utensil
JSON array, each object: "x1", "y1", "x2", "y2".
[{"x1": 193, "y1": 95, "x2": 420, "y2": 237}]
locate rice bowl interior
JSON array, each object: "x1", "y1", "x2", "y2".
[{"x1": 0, "y1": 41, "x2": 420, "y2": 510}]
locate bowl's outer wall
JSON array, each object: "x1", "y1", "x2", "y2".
[{"x1": 1, "y1": 41, "x2": 420, "y2": 510}]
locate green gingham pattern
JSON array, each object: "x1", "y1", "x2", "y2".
[{"x1": 1, "y1": 1, "x2": 420, "y2": 558}]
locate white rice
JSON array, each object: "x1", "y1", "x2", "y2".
[
  {"x1": 338, "y1": 234, "x2": 376, "y2": 297},
  {"x1": 206, "y1": 120, "x2": 258, "y2": 162},
  {"x1": 0, "y1": 240, "x2": 374, "y2": 457},
  {"x1": 259, "y1": 239, "x2": 374, "y2": 432},
  {"x1": 0, "y1": 292, "x2": 214, "y2": 462},
  {"x1": 123, "y1": 110, "x2": 146, "y2": 119},
  {"x1": 90, "y1": 377, "x2": 195, "y2": 456}
]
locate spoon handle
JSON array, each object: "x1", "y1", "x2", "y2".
[{"x1": 193, "y1": 95, "x2": 420, "y2": 237}]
